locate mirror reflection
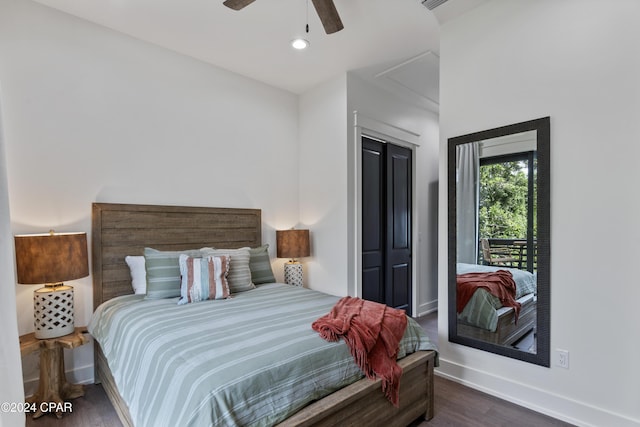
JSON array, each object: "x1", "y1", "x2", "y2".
[
  {"x1": 448, "y1": 117, "x2": 550, "y2": 366},
  {"x1": 457, "y1": 131, "x2": 537, "y2": 351}
]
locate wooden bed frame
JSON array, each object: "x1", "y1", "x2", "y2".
[
  {"x1": 91, "y1": 202, "x2": 436, "y2": 427},
  {"x1": 458, "y1": 293, "x2": 536, "y2": 347}
]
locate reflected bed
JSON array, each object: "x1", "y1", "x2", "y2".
[{"x1": 456, "y1": 263, "x2": 536, "y2": 347}]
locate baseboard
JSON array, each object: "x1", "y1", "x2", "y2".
[
  {"x1": 436, "y1": 358, "x2": 640, "y2": 427},
  {"x1": 417, "y1": 299, "x2": 438, "y2": 317},
  {"x1": 23, "y1": 364, "x2": 95, "y2": 398}
]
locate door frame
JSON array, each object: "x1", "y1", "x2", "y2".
[{"x1": 353, "y1": 111, "x2": 421, "y2": 315}]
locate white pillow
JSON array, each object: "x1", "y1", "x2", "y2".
[{"x1": 125, "y1": 255, "x2": 146, "y2": 295}]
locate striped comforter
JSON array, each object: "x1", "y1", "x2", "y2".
[{"x1": 88, "y1": 283, "x2": 435, "y2": 427}]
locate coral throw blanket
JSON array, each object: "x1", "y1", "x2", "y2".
[
  {"x1": 457, "y1": 270, "x2": 521, "y2": 321},
  {"x1": 311, "y1": 296, "x2": 407, "y2": 406}
]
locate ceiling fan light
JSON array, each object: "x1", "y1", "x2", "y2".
[{"x1": 291, "y1": 38, "x2": 309, "y2": 50}]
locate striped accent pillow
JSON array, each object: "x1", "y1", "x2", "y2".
[
  {"x1": 178, "y1": 255, "x2": 230, "y2": 304},
  {"x1": 249, "y1": 245, "x2": 276, "y2": 285},
  {"x1": 201, "y1": 247, "x2": 255, "y2": 293},
  {"x1": 144, "y1": 248, "x2": 205, "y2": 299}
]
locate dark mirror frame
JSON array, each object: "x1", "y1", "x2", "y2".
[{"x1": 447, "y1": 117, "x2": 551, "y2": 366}]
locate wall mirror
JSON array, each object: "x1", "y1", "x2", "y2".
[{"x1": 448, "y1": 117, "x2": 550, "y2": 366}]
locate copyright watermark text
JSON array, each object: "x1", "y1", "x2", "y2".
[{"x1": 1, "y1": 401, "x2": 73, "y2": 414}]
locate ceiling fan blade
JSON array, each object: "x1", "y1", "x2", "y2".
[
  {"x1": 311, "y1": 0, "x2": 344, "y2": 34},
  {"x1": 222, "y1": 0, "x2": 256, "y2": 11}
]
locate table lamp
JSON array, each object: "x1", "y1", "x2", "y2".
[
  {"x1": 276, "y1": 229, "x2": 310, "y2": 287},
  {"x1": 15, "y1": 231, "x2": 89, "y2": 339}
]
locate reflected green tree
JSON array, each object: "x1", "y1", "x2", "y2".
[{"x1": 478, "y1": 161, "x2": 530, "y2": 239}]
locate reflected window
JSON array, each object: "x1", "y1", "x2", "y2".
[{"x1": 478, "y1": 152, "x2": 537, "y2": 272}]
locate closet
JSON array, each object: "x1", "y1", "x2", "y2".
[{"x1": 361, "y1": 136, "x2": 412, "y2": 315}]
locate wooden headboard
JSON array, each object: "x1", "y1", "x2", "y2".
[{"x1": 91, "y1": 203, "x2": 262, "y2": 310}]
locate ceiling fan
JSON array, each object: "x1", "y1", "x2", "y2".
[{"x1": 223, "y1": 0, "x2": 344, "y2": 34}]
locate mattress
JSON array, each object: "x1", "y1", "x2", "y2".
[{"x1": 88, "y1": 283, "x2": 435, "y2": 427}]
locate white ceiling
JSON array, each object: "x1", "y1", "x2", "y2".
[{"x1": 32, "y1": 0, "x2": 486, "y2": 106}]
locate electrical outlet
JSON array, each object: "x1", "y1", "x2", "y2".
[{"x1": 556, "y1": 349, "x2": 569, "y2": 369}]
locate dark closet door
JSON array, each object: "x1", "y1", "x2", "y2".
[
  {"x1": 362, "y1": 138, "x2": 385, "y2": 304},
  {"x1": 386, "y1": 143, "x2": 412, "y2": 314},
  {"x1": 361, "y1": 137, "x2": 412, "y2": 315}
]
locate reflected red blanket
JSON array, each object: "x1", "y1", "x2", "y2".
[
  {"x1": 457, "y1": 270, "x2": 520, "y2": 321},
  {"x1": 311, "y1": 296, "x2": 407, "y2": 407}
]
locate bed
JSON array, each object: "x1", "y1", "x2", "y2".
[
  {"x1": 90, "y1": 202, "x2": 437, "y2": 427},
  {"x1": 456, "y1": 262, "x2": 536, "y2": 347}
]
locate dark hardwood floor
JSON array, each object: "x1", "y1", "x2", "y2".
[
  {"x1": 26, "y1": 311, "x2": 572, "y2": 427},
  {"x1": 415, "y1": 376, "x2": 572, "y2": 427},
  {"x1": 414, "y1": 311, "x2": 572, "y2": 427},
  {"x1": 26, "y1": 377, "x2": 572, "y2": 427},
  {"x1": 25, "y1": 383, "x2": 122, "y2": 427}
]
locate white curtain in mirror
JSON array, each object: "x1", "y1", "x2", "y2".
[{"x1": 456, "y1": 141, "x2": 479, "y2": 264}]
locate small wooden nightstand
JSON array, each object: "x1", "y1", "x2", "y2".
[{"x1": 19, "y1": 326, "x2": 90, "y2": 419}]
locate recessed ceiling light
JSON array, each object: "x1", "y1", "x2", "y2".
[{"x1": 291, "y1": 38, "x2": 309, "y2": 50}]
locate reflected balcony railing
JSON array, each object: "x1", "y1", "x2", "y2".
[{"x1": 479, "y1": 238, "x2": 537, "y2": 272}]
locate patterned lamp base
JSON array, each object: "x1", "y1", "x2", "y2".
[
  {"x1": 34, "y1": 285, "x2": 75, "y2": 339},
  {"x1": 284, "y1": 262, "x2": 304, "y2": 287}
]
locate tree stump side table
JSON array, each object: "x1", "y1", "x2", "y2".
[{"x1": 19, "y1": 326, "x2": 90, "y2": 419}]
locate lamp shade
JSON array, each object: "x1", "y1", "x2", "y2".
[
  {"x1": 276, "y1": 229, "x2": 310, "y2": 259},
  {"x1": 15, "y1": 232, "x2": 89, "y2": 285}
]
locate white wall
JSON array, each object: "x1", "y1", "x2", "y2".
[
  {"x1": 0, "y1": 90, "x2": 26, "y2": 427},
  {"x1": 438, "y1": 1, "x2": 640, "y2": 426},
  {"x1": 0, "y1": 0, "x2": 299, "y2": 391},
  {"x1": 298, "y1": 75, "x2": 349, "y2": 296}
]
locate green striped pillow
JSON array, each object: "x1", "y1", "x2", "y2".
[
  {"x1": 201, "y1": 247, "x2": 255, "y2": 293},
  {"x1": 249, "y1": 245, "x2": 276, "y2": 285},
  {"x1": 144, "y1": 247, "x2": 204, "y2": 299}
]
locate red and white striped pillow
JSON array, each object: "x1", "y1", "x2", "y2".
[{"x1": 178, "y1": 254, "x2": 231, "y2": 304}]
